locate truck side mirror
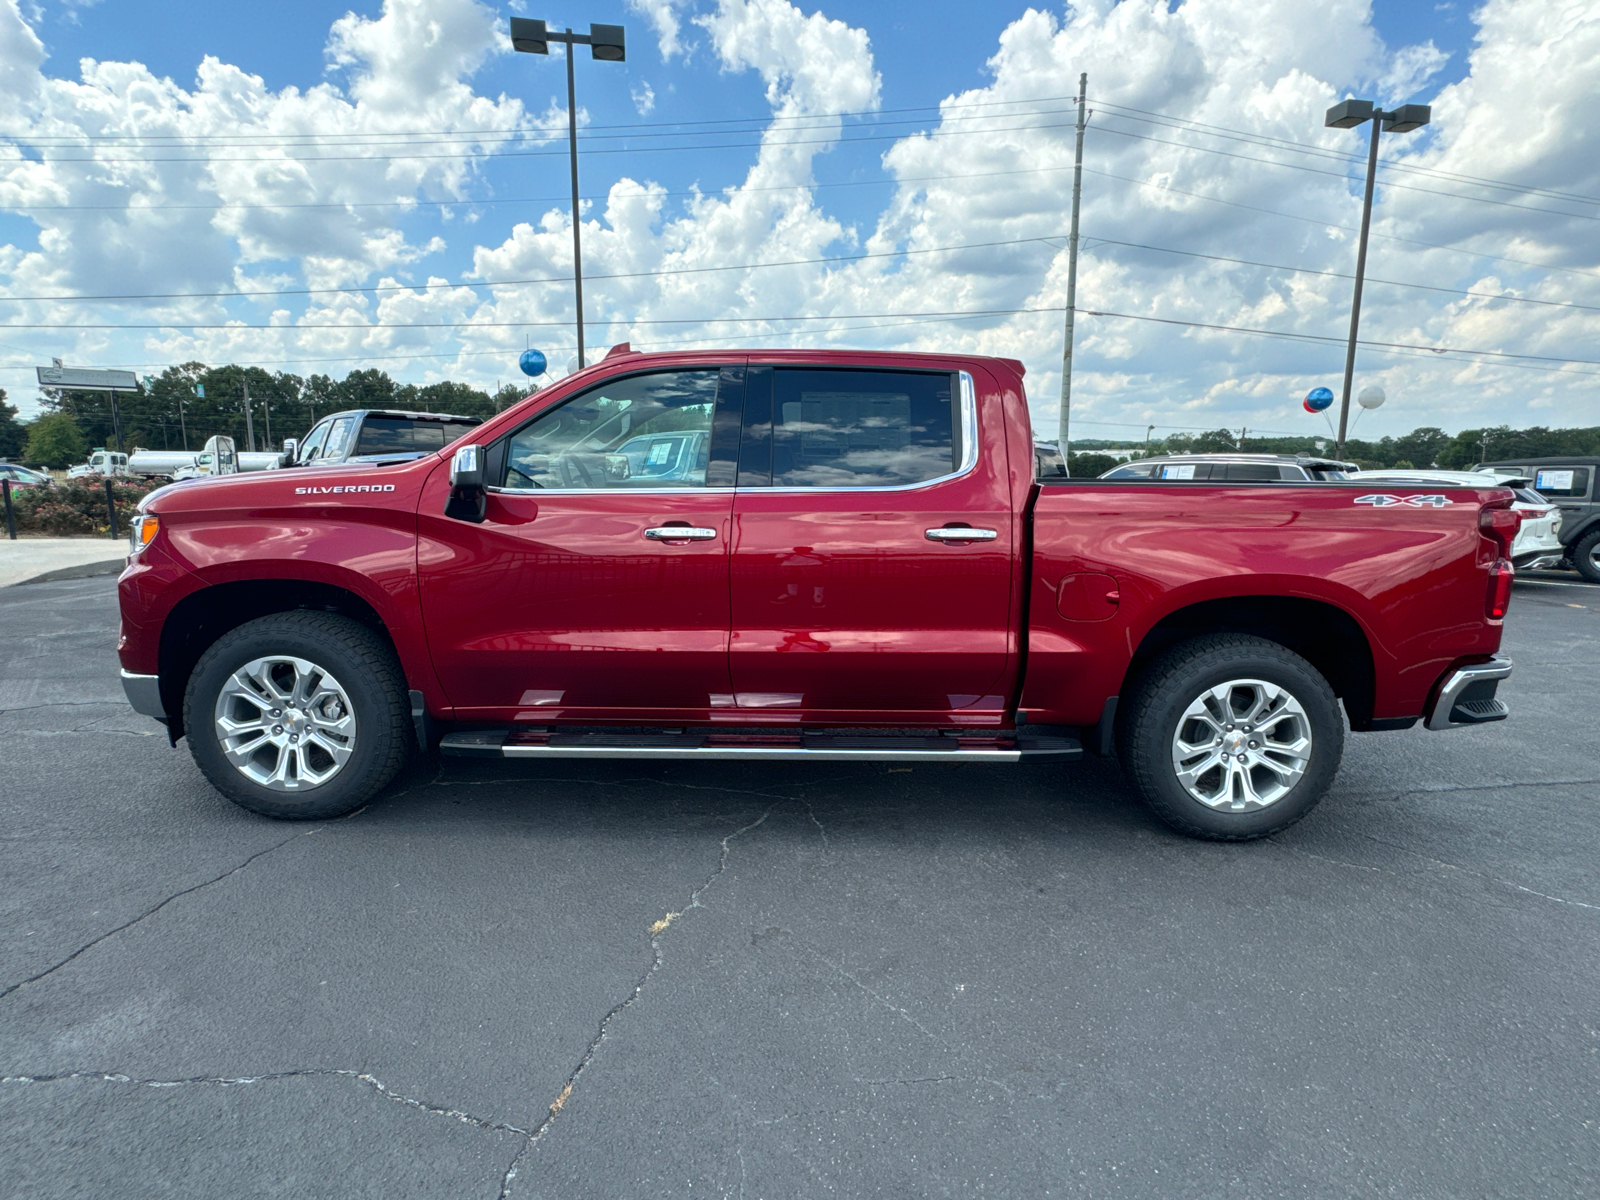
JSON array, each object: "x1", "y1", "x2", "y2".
[
  {"x1": 281, "y1": 438, "x2": 297, "y2": 466},
  {"x1": 445, "y1": 444, "x2": 487, "y2": 523}
]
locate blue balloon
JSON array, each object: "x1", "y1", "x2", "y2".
[
  {"x1": 1304, "y1": 386, "x2": 1334, "y2": 412},
  {"x1": 519, "y1": 349, "x2": 548, "y2": 377}
]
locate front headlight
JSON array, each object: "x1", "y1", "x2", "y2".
[{"x1": 128, "y1": 513, "x2": 160, "y2": 555}]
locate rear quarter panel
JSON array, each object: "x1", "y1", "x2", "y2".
[{"x1": 1022, "y1": 482, "x2": 1508, "y2": 725}]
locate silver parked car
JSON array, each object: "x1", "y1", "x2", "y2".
[
  {"x1": 1352, "y1": 469, "x2": 1563, "y2": 570},
  {"x1": 1099, "y1": 453, "x2": 1358, "y2": 482}
]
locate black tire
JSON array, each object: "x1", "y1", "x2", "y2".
[
  {"x1": 1118, "y1": 634, "x2": 1344, "y2": 841},
  {"x1": 184, "y1": 612, "x2": 411, "y2": 820},
  {"x1": 1572, "y1": 529, "x2": 1600, "y2": 585}
]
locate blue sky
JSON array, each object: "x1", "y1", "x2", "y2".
[{"x1": 4, "y1": 0, "x2": 1597, "y2": 440}]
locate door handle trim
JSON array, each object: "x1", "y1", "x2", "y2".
[
  {"x1": 644, "y1": 526, "x2": 718, "y2": 541},
  {"x1": 925, "y1": 527, "x2": 998, "y2": 542}
]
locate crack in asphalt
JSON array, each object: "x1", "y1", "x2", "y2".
[
  {"x1": 496, "y1": 807, "x2": 775, "y2": 1197},
  {"x1": 1347, "y1": 777, "x2": 1600, "y2": 802},
  {"x1": 1272, "y1": 835, "x2": 1599, "y2": 913},
  {"x1": 0, "y1": 1068, "x2": 532, "y2": 1136},
  {"x1": 0, "y1": 829, "x2": 320, "y2": 1001},
  {"x1": 803, "y1": 947, "x2": 939, "y2": 1042}
]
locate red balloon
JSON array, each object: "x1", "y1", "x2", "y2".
[{"x1": 1303, "y1": 399, "x2": 1318, "y2": 413}]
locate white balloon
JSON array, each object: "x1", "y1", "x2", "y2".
[
  {"x1": 1357, "y1": 385, "x2": 1386, "y2": 409},
  {"x1": 567, "y1": 355, "x2": 583, "y2": 375}
]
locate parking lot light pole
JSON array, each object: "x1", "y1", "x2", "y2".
[
  {"x1": 510, "y1": 19, "x2": 626, "y2": 371},
  {"x1": 1324, "y1": 98, "x2": 1431, "y2": 456}
]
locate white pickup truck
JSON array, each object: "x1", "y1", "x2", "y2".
[{"x1": 66, "y1": 449, "x2": 131, "y2": 478}]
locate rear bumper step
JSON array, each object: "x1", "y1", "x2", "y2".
[
  {"x1": 440, "y1": 728, "x2": 1082, "y2": 763},
  {"x1": 1425, "y1": 655, "x2": 1513, "y2": 731}
]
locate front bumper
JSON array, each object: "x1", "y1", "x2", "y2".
[
  {"x1": 1424, "y1": 655, "x2": 1512, "y2": 731},
  {"x1": 121, "y1": 670, "x2": 166, "y2": 721}
]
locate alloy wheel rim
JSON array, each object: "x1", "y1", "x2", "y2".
[
  {"x1": 213, "y1": 655, "x2": 357, "y2": 791},
  {"x1": 1170, "y1": 678, "x2": 1312, "y2": 811}
]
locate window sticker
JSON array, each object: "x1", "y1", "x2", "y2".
[
  {"x1": 1536, "y1": 469, "x2": 1574, "y2": 491},
  {"x1": 1160, "y1": 464, "x2": 1196, "y2": 479},
  {"x1": 647, "y1": 440, "x2": 674, "y2": 466}
]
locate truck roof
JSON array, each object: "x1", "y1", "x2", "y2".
[
  {"x1": 320, "y1": 408, "x2": 483, "y2": 424},
  {"x1": 1131, "y1": 452, "x2": 1358, "y2": 471}
]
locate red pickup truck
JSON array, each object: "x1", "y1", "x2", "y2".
[{"x1": 117, "y1": 348, "x2": 1516, "y2": 840}]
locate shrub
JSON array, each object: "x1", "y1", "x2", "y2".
[{"x1": 10, "y1": 478, "x2": 163, "y2": 537}]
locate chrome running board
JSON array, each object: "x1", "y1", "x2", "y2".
[{"x1": 439, "y1": 728, "x2": 1082, "y2": 763}]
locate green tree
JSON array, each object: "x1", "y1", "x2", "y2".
[
  {"x1": 24, "y1": 412, "x2": 88, "y2": 468},
  {"x1": 1068, "y1": 452, "x2": 1119, "y2": 477},
  {"x1": 0, "y1": 390, "x2": 26, "y2": 460},
  {"x1": 396, "y1": 379, "x2": 497, "y2": 419}
]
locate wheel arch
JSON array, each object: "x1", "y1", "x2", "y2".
[
  {"x1": 158, "y1": 578, "x2": 397, "y2": 741},
  {"x1": 1122, "y1": 594, "x2": 1380, "y2": 730}
]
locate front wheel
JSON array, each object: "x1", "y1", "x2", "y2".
[
  {"x1": 1572, "y1": 529, "x2": 1600, "y2": 585},
  {"x1": 1119, "y1": 635, "x2": 1345, "y2": 840},
  {"x1": 184, "y1": 612, "x2": 412, "y2": 819}
]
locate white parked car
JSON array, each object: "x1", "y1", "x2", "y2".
[{"x1": 1352, "y1": 469, "x2": 1563, "y2": 570}]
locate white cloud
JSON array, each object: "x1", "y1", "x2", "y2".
[
  {"x1": 627, "y1": 0, "x2": 694, "y2": 60},
  {"x1": 631, "y1": 80, "x2": 656, "y2": 115},
  {"x1": 3, "y1": 0, "x2": 1597, "y2": 439}
]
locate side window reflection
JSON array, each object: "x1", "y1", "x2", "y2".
[{"x1": 503, "y1": 370, "x2": 720, "y2": 490}]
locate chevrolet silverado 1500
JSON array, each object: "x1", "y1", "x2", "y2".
[{"x1": 118, "y1": 348, "x2": 1516, "y2": 839}]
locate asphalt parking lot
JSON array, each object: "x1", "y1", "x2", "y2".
[{"x1": 2, "y1": 573, "x2": 1597, "y2": 1198}]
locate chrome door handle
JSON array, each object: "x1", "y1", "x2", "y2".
[
  {"x1": 925, "y1": 527, "x2": 998, "y2": 542},
  {"x1": 644, "y1": 526, "x2": 718, "y2": 541}
]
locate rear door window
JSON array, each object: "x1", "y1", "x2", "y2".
[
  {"x1": 1532, "y1": 467, "x2": 1590, "y2": 498},
  {"x1": 1103, "y1": 463, "x2": 1155, "y2": 479},
  {"x1": 1157, "y1": 462, "x2": 1213, "y2": 480},
  {"x1": 767, "y1": 368, "x2": 959, "y2": 488},
  {"x1": 355, "y1": 417, "x2": 478, "y2": 456},
  {"x1": 1221, "y1": 463, "x2": 1281, "y2": 481}
]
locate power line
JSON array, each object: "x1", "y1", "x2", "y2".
[
  {"x1": 9, "y1": 113, "x2": 1091, "y2": 164},
  {"x1": 1077, "y1": 308, "x2": 1600, "y2": 370},
  {"x1": 0, "y1": 230, "x2": 1075, "y2": 302},
  {"x1": 1088, "y1": 121, "x2": 1600, "y2": 223},
  {"x1": 10, "y1": 92, "x2": 1082, "y2": 143},
  {"x1": 0, "y1": 163, "x2": 1073, "y2": 213},
  {"x1": 1087, "y1": 99, "x2": 1600, "y2": 209},
  {"x1": 0, "y1": 305, "x2": 1065, "y2": 330},
  {"x1": 1080, "y1": 165, "x2": 1600, "y2": 280},
  {"x1": 1085, "y1": 237, "x2": 1600, "y2": 313}
]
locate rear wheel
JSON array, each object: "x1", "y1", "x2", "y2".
[
  {"x1": 1572, "y1": 529, "x2": 1600, "y2": 585},
  {"x1": 1119, "y1": 635, "x2": 1344, "y2": 840},
  {"x1": 184, "y1": 612, "x2": 411, "y2": 819}
]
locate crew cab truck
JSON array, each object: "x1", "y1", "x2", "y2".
[{"x1": 117, "y1": 349, "x2": 1516, "y2": 840}]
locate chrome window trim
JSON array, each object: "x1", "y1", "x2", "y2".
[
  {"x1": 488, "y1": 485, "x2": 736, "y2": 496},
  {"x1": 752, "y1": 369, "x2": 979, "y2": 496},
  {"x1": 488, "y1": 370, "x2": 979, "y2": 497}
]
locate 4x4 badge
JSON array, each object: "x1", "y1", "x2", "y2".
[{"x1": 1354, "y1": 493, "x2": 1452, "y2": 508}]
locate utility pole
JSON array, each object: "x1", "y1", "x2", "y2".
[
  {"x1": 178, "y1": 388, "x2": 188, "y2": 450},
  {"x1": 243, "y1": 377, "x2": 255, "y2": 452},
  {"x1": 564, "y1": 31, "x2": 586, "y2": 370},
  {"x1": 262, "y1": 383, "x2": 272, "y2": 450},
  {"x1": 1058, "y1": 72, "x2": 1088, "y2": 473}
]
